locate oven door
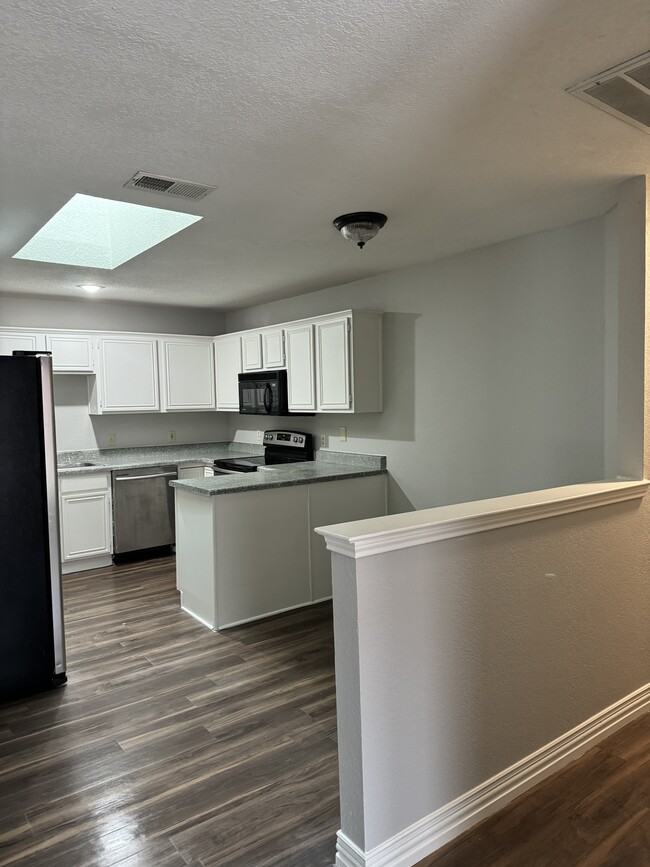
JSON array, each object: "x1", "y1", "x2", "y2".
[{"x1": 238, "y1": 377, "x2": 280, "y2": 415}]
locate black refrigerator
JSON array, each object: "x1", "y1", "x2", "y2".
[{"x1": 0, "y1": 353, "x2": 66, "y2": 701}]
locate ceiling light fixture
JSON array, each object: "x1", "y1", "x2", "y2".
[
  {"x1": 333, "y1": 212, "x2": 387, "y2": 250},
  {"x1": 78, "y1": 283, "x2": 102, "y2": 293}
]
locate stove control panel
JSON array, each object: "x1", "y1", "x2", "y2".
[{"x1": 263, "y1": 430, "x2": 310, "y2": 448}]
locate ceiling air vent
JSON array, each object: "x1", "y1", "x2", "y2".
[
  {"x1": 567, "y1": 51, "x2": 650, "y2": 135},
  {"x1": 124, "y1": 171, "x2": 216, "y2": 201}
]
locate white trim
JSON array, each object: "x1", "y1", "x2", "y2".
[
  {"x1": 181, "y1": 604, "x2": 318, "y2": 632},
  {"x1": 337, "y1": 832, "x2": 367, "y2": 867},
  {"x1": 180, "y1": 602, "x2": 216, "y2": 631},
  {"x1": 339, "y1": 681, "x2": 650, "y2": 867},
  {"x1": 317, "y1": 480, "x2": 649, "y2": 559},
  {"x1": 61, "y1": 554, "x2": 112, "y2": 574}
]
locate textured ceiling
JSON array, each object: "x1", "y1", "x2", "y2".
[{"x1": 1, "y1": 0, "x2": 649, "y2": 310}]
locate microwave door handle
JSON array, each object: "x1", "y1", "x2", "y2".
[{"x1": 264, "y1": 383, "x2": 273, "y2": 413}]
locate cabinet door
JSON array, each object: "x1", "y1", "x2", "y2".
[
  {"x1": 46, "y1": 334, "x2": 94, "y2": 373},
  {"x1": 0, "y1": 331, "x2": 46, "y2": 355},
  {"x1": 262, "y1": 329, "x2": 285, "y2": 369},
  {"x1": 286, "y1": 324, "x2": 316, "y2": 411},
  {"x1": 178, "y1": 465, "x2": 205, "y2": 479},
  {"x1": 241, "y1": 333, "x2": 263, "y2": 371},
  {"x1": 317, "y1": 318, "x2": 351, "y2": 411},
  {"x1": 214, "y1": 335, "x2": 242, "y2": 410},
  {"x1": 60, "y1": 491, "x2": 112, "y2": 561},
  {"x1": 99, "y1": 337, "x2": 160, "y2": 412},
  {"x1": 161, "y1": 339, "x2": 215, "y2": 411}
]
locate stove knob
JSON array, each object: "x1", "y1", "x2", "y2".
[
  {"x1": 299, "y1": 436, "x2": 303, "y2": 443},
  {"x1": 293, "y1": 436, "x2": 298, "y2": 442}
]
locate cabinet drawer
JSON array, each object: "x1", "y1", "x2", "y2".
[{"x1": 59, "y1": 472, "x2": 110, "y2": 494}]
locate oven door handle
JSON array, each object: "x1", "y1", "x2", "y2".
[{"x1": 264, "y1": 383, "x2": 273, "y2": 413}]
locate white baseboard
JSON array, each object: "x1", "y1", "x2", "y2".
[
  {"x1": 62, "y1": 554, "x2": 112, "y2": 574},
  {"x1": 337, "y1": 681, "x2": 650, "y2": 867},
  {"x1": 336, "y1": 833, "x2": 366, "y2": 867}
]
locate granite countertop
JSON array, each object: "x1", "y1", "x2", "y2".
[
  {"x1": 170, "y1": 456, "x2": 387, "y2": 497},
  {"x1": 57, "y1": 442, "x2": 263, "y2": 475},
  {"x1": 57, "y1": 443, "x2": 386, "y2": 495}
]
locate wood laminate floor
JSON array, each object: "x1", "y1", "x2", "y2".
[
  {"x1": 0, "y1": 556, "x2": 339, "y2": 867},
  {"x1": 417, "y1": 711, "x2": 650, "y2": 867}
]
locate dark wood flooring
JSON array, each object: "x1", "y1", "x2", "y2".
[
  {"x1": 0, "y1": 556, "x2": 339, "y2": 866},
  {"x1": 417, "y1": 711, "x2": 650, "y2": 867},
  {"x1": 4, "y1": 556, "x2": 650, "y2": 867}
]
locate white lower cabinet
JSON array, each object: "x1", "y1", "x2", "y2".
[
  {"x1": 175, "y1": 473, "x2": 387, "y2": 630},
  {"x1": 308, "y1": 475, "x2": 386, "y2": 598},
  {"x1": 178, "y1": 464, "x2": 215, "y2": 479},
  {"x1": 59, "y1": 473, "x2": 113, "y2": 574}
]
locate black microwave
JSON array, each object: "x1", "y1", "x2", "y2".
[{"x1": 238, "y1": 370, "x2": 295, "y2": 416}]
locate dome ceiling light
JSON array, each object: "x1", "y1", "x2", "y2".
[{"x1": 333, "y1": 212, "x2": 387, "y2": 250}]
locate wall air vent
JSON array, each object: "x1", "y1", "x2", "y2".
[
  {"x1": 567, "y1": 51, "x2": 650, "y2": 135},
  {"x1": 124, "y1": 171, "x2": 216, "y2": 201}
]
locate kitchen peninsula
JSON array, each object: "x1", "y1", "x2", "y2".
[{"x1": 171, "y1": 450, "x2": 387, "y2": 630}]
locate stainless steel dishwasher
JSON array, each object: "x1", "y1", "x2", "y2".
[{"x1": 111, "y1": 465, "x2": 177, "y2": 555}]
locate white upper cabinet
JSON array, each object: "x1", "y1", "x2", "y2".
[
  {"x1": 286, "y1": 311, "x2": 382, "y2": 414},
  {"x1": 160, "y1": 338, "x2": 215, "y2": 412},
  {"x1": 262, "y1": 328, "x2": 285, "y2": 368},
  {"x1": 241, "y1": 333, "x2": 263, "y2": 371},
  {"x1": 89, "y1": 335, "x2": 160, "y2": 414},
  {"x1": 286, "y1": 323, "x2": 316, "y2": 412},
  {"x1": 45, "y1": 334, "x2": 94, "y2": 373},
  {"x1": 241, "y1": 328, "x2": 285, "y2": 371},
  {"x1": 316, "y1": 318, "x2": 351, "y2": 411},
  {"x1": 214, "y1": 334, "x2": 242, "y2": 410},
  {"x1": 0, "y1": 331, "x2": 46, "y2": 356}
]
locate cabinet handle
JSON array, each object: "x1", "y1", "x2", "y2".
[{"x1": 114, "y1": 472, "x2": 177, "y2": 481}]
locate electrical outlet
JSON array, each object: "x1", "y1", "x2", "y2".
[
  {"x1": 107, "y1": 433, "x2": 116, "y2": 447},
  {"x1": 320, "y1": 435, "x2": 326, "y2": 447},
  {"x1": 339, "y1": 426, "x2": 347, "y2": 442},
  {"x1": 257, "y1": 430, "x2": 262, "y2": 441},
  {"x1": 168, "y1": 431, "x2": 176, "y2": 443}
]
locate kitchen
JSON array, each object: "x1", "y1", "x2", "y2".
[{"x1": 2, "y1": 0, "x2": 650, "y2": 865}]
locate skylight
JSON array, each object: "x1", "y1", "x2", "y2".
[{"x1": 13, "y1": 194, "x2": 202, "y2": 269}]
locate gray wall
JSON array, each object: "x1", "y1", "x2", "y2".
[
  {"x1": 227, "y1": 217, "x2": 608, "y2": 513},
  {"x1": 0, "y1": 294, "x2": 226, "y2": 335},
  {"x1": 326, "y1": 178, "x2": 649, "y2": 858}
]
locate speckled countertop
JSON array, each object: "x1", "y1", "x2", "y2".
[
  {"x1": 57, "y1": 443, "x2": 386, "y2": 495},
  {"x1": 170, "y1": 457, "x2": 387, "y2": 497},
  {"x1": 57, "y1": 442, "x2": 262, "y2": 474}
]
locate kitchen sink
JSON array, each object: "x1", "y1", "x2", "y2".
[{"x1": 59, "y1": 461, "x2": 98, "y2": 469}]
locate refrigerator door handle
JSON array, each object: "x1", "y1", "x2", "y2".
[{"x1": 39, "y1": 356, "x2": 66, "y2": 676}]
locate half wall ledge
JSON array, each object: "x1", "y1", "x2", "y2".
[{"x1": 315, "y1": 480, "x2": 650, "y2": 559}]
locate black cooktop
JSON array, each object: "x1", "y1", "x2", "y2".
[
  {"x1": 214, "y1": 456, "x2": 265, "y2": 473},
  {"x1": 214, "y1": 430, "x2": 313, "y2": 474}
]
